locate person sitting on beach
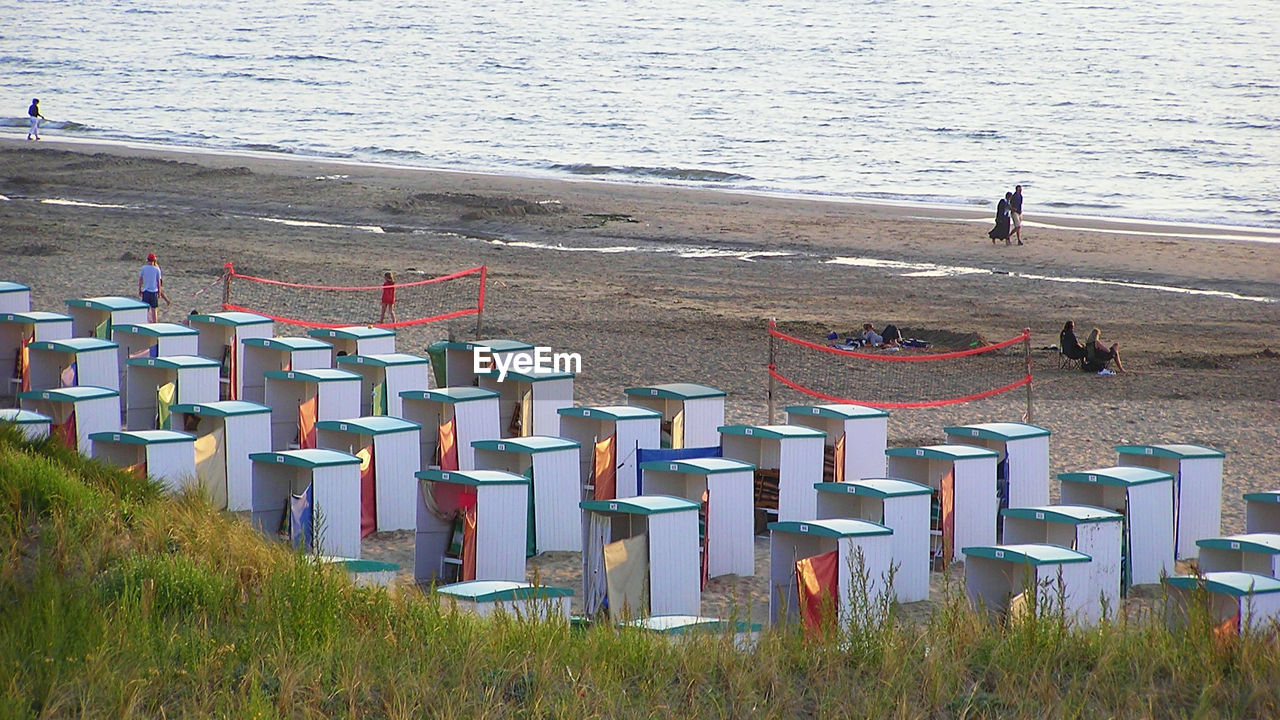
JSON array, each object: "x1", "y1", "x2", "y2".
[
  {"x1": 880, "y1": 324, "x2": 903, "y2": 347},
  {"x1": 1060, "y1": 320, "x2": 1086, "y2": 360},
  {"x1": 861, "y1": 323, "x2": 883, "y2": 346},
  {"x1": 1082, "y1": 327, "x2": 1126, "y2": 374}
]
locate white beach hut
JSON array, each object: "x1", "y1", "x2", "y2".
[
  {"x1": 316, "y1": 416, "x2": 421, "y2": 533},
  {"x1": 27, "y1": 337, "x2": 119, "y2": 392},
  {"x1": 1058, "y1": 466, "x2": 1175, "y2": 587},
  {"x1": 785, "y1": 404, "x2": 889, "y2": 483},
  {"x1": 640, "y1": 457, "x2": 755, "y2": 578},
  {"x1": 250, "y1": 448, "x2": 362, "y2": 558},
  {"x1": 19, "y1": 386, "x2": 120, "y2": 455},
  {"x1": 64, "y1": 296, "x2": 149, "y2": 338},
  {"x1": 768, "y1": 518, "x2": 895, "y2": 627},
  {"x1": 944, "y1": 422, "x2": 1051, "y2": 511},
  {"x1": 620, "y1": 615, "x2": 763, "y2": 650},
  {"x1": 336, "y1": 352, "x2": 431, "y2": 417},
  {"x1": 435, "y1": 580, "x2": 574, "y2": 622},
  {"x1": 1245, "y1": 492, "x2": 1280, "y2": 534},
  {"x1": 1, "y1": 311, "x2": 73, "y2": 403},
  {"x1": 0, "y1": 408, "x2": 52, "y2": 440},
  {"x1": 318, "y1": 557, "x2": 401, "y2": 588},
  {"x1": 814, "y1": 478, "x2": 932, "y2": 603},
  {"x1": 1000, "y1": 505, "x2": 1124, "y2": 615},
  {"x1": 308, "y1": 325, "x2": 396, "y2": 362},
  {"x1": 240, "y1": 336, "x2": 333, "y2": 404},
  {"x1": 962, "y1": 544, "x2": 1098, "y2": 626},
  {"x1": 263, "y1": 368, "x2": 361, "y2": 450},
  {"x1": 558, "y1": 405, "x2": 662, "y2": 500},
  {"x1": 478, "y1": 368, "x2": 575, "y2": 438},
  {"x1": 885, "y1": 444, "x2": 999, "y2": 567},
  {"x1": 624, "y1": 383, "x2": 725, "y2": 449},
  {"x1": 399, "y1": 387, "x2": 501, "y2": 472},
  {"x1": 169, "y1": 400, "x2": 272, "y2": 511},
  {"x1": 472, "y1": 436, "x2": 582, "y2": 553},
  {"x1": 581, "y1": 495, "x2": 703, "y2": 618},
  {"x1": 89, "y1": 429, "x2": 197, "y2": 494},
  {"x1": 1116, "y1": 443, "x2": 1225, "y2": 560},
  {"x1": 187, "y1": 311, "x2": 274, "y2": 401},
  {"x1": 719, "y1": 423, "x2": 826, "y2": 524},
  {"x1": 1164, "y1": 572, "x2": 1280, "y2": 634},
  {"x1": 0, "y1": 282, "x2": 30, "y2": 313},
  {"x1": 439, "y1": 338, "x2": 535, "y2": 388},
  {"x1": 111, "y1": 322, "x2": 199, "y2": 392},
  {"x1": 414, "y1": 468, "x2": 529, "y2": 584},
  {"x1": 124, "y1": 355, "x2": 219, "y2": 430},
  {"x1": 1197, "y1": 534, "x2": 1280, "y2": 577}
]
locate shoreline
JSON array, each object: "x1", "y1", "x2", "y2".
[{"x1": 5, "y1": 133, "x2": 1280, "y2": 244}]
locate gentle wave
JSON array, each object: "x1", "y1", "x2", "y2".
[{"x1": 549, "y1": 164, "x2": 753, "y2": 183}]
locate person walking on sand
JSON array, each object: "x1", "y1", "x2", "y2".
[
  {"x1": 138, "y1": 252, "x2": 170, "y2": 322},
  {"x1": 379, "y1": 271, "x2": 398, "y2": 324},
  {"x1": 988, "y1": 192, "x2": 1012, "y2": 245},
  {"x1": 27, "y1": 99, "x2": 45, "y2": 141},
  {"x1": 1010, "y1": 185, "x2": 1025, "y2": 245}
]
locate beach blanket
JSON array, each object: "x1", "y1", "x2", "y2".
[
  {"x1": 288, "y1": 484, "x2": 313, "y2": 550},
  {"x1": 156, "y1": 382, "x2": 176, "y2": 430},
  {"x1": 193, "y1": 425, "x2": 227, "y2": 509},
  {"x1": 635, "y1": 445, "x2": 721, "y2": 494},
  {"x1": 604, "y1": 533, "x2": 649, "y2": 620},
  {"x1": 358, "y1": 444, "x2": 376, "y2": 537},
  {"x1": 796, "y1": 549, "x2": 839, "y2": 637}
]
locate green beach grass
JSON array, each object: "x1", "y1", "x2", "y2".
[{"x1": 3, "y1": 424, "x2": 1280, "y2": 719}]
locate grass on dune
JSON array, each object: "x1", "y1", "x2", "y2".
[{"x1": 3, "y1": 423, "x2": 1280, "y2": 719}]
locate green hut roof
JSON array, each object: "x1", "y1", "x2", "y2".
[{"x1": 962, "y1": 543, "x2": 1092, "y2": 566}]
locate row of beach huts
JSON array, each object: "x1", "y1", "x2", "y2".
[{"x1": 3, "y1": 280, "x2": 1278, "y2": 640}]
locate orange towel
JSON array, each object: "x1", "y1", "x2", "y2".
[
  {"x1": 438, "y1": 416, "x2": 459, "y2": 471},
  {"x1": 298, "y1": 395, "x2": 318, "y2": 449},
  {"x1": 592, "y1": 434, "x2": 617, "y2": 500}
]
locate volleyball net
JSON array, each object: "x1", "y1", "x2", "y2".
[
  {"x1": 221, "y1": 263, "x2": 486, "y2": 329},
  {"x1": 768, "y1": 321, "x2": 1032, "y2": 410}
]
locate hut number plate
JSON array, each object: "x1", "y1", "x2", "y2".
[{"x1": 995, "y1": 550, "x2": 1005, "y2": 559}]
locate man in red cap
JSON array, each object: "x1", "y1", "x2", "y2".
[{"x1": 138, "y1": 252, "x2": 170, "y2": 322}]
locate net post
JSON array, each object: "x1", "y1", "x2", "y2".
[
  {"x1": 474, "y1": 266, "x2": 487, "y2": 340},
  {"x1": 222, "y1": 262, "x2": 234, "y2": 309},
  {"x1": 1023, "y1": 327, "x2": 1033, "y2": 423},
  {"x1": 767, "y1": 318, "x2": 777, "y2": 424}
]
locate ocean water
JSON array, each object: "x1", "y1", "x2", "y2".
[{"x1": 3, "y1": 0, "x2": 1278, "y2": 228}]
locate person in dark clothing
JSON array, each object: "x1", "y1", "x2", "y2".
[
  {"x1": 1082, "y1": 326, "x2": 1126, "y2": 374},
  {"x1": 27, "y1": 99, "x2": 45, "y2": 141},
  {"x1": 988, "y1": 192, "x2": 1012, "y2": 245},
  {"x1": 1060, "y1": 320, "x2": 1086, "y2": 360},
  {"x1": 1010, "y1": 185, "x2": 1025, "y2": 245}
]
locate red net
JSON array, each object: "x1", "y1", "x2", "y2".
[
  {"x1": 769, "y1": 321, "x2": 1031, "y2": 409},
  {"x1": 222, "y1": 263, "x2": 486, "y2": 329}
]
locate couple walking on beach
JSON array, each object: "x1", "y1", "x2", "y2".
[{"x1": 988, "y1": 185, "x2": 1024, "y2": 246}]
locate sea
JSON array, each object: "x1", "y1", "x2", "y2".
[{"x1": 3, "y1": 0, "x2": 1279, "y2": 230}]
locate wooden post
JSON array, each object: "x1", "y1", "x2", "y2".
[
  {"x1": 767, "y1": 319, "x2": 777, "y2": 425},
  {"x1": 222, "y1": 262, "x2": 233, "y2": 309},
  {"x1": 1023, "y1": 327, "x2": 1033, "y2": 423}
]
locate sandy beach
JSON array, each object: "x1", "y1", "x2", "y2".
[{"x1": 2, "y1": 136, "x2": 1277, "y2": 622}]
